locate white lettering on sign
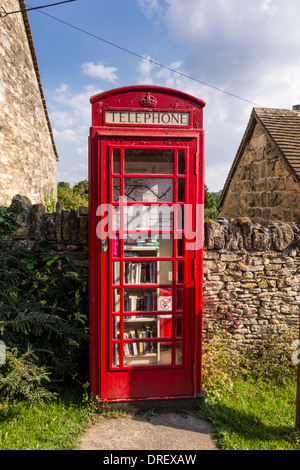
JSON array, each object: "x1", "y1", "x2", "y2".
[{"x1": 106, "y1": 110, "x2": 190, "y2": 126}]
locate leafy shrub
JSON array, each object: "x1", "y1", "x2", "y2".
[{"x1": 0, "y1": 234, "x2": 89, "y2": 404}]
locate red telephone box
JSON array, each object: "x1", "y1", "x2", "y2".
[{"x1": 89, "y1": 85, "x2": 205, "y2": 405}]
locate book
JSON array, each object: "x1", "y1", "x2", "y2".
[
  {"x1": 113, "y1": 262, "x2": 120, "y2": 284},
  {"x1": 130, "y1": 330, "x2": 138, "y2": 356},
  {"x1": 123, "y1": 332, "x2": 131, "y2": 356}
]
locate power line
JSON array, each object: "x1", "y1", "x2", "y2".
[
  {"x1": 27, "y1": 5, "x2": 264, "y2": 108},
  {"x1": 0, "y1": 0, "x2": 76, "y2": 17}
]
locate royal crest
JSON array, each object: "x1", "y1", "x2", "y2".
[{"x1": 139, "y1": 92, "x2": 157, "y2": 108}]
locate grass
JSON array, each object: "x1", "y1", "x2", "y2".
[
  {"x1": 0, "y1": 389, "x2": 95, "y2": 450},
  {"x1": 199, "y1": 377, "x2": 300, "y2": 450},
  {"x1": 1, "y1": 333, "x2": 300, "y2": 450},
  {"x1": 199, "y1": 331, "x2": 300, "y2": 450}
]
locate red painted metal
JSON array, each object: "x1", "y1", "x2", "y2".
[{"x1": 89, "y1": 85, "x2": 205, "y2": 402}]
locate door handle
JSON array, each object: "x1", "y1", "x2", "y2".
[{"x1": 101, "y1": 239, "x2": 108, "y2": 253}]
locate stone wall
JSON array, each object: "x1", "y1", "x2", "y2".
[
  {"x1": 0, "y1": 0, "x2": 57, "y2": 206},
  {"x1": 203, "y1": 218, "x2": 300, "y2": 346},
  {"x1": 219, "y1": 122, "x2": 300, "y2": 224},
  {"x1": 11, "y1": 196, "x2": 88, "y2": 273},
  {"x1": 9, "y1": 197, "x2": 300, "y2": 347}
]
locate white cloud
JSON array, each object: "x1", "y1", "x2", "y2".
[
  {"x1": 82, "y1": 62, "x2": 119, "y2": 83},
  {"x1": 137, "y1": 0, "x2": 164, "y2": 18},
  {"x1": 138, "y1": 55, "x2": 155, "y2": 84}
]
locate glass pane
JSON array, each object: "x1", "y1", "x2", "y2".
[
  {"x1": 123, "y1": 315, "x2": 172, "y2": 338},
  {"x1": 178, "y1": 179, "x2": 185, "y2": 202},
  {"x1": 177, "y1": 205, "x2": 184, "y2": 230},
  {"x1": 113, "y1": 289, "x2": 120, "y2": 312},
  {"x1": 124, "y1": 149, "x2": 174, "y2": 174},
  {"x1": 123, "y1": 342, "x2": 172, "y2": 367},
  {"x1": 113, "y1": 316, "x2": 120, "y2": 339},
  {"x1": 113, "y1": 261, "x2": 120, "y2": 284},
  {"x1": 178, "y1": 150, "x2": 185, "y2": 174},
  {"x1": 158, "y1": 288, "x2": 173, "y2": 312},
  {"x1": 112, "y1": 207, "x2": 120, "y2": 231},
  {"x1": 177, "y1": 260, "x2": 184, "y2": 283},
  {"x1": 177, "y1": 238, "x2": 184, "y2": 257},
  {"x1": 113, "y1": 149, "x2": 120, "y2": 174},
  {"x1": 113, "y1": 178, "x2": 120, "y2": 202},
  {"x1": 176, "y1": 342, "x2": 183, "y2": 365},
  {"x1": 124, "y1": 288, "x2": 158, "y2": 312},
  {"x1": 176, "y1": 315, "x2": 183, "y2": 337},
  {"x1": 124, "y1": 178, "x2": 174, "y2": 202},
  {"x1": 125, "y1": 205, "x2": 174, "y2": 231},
  {"x1": 159, "y1": 315, "x2": 172, "y2": 338},
  {"x1": 124, "y1": 233, "x2": 173, "y2": 258},
  {"x1": 112, "y1": 234, "x2": 120, "y2": 258},
  {"x1": 124, "y1": 260, "x2": 173, "y2": 284},
  {"x1": 113, "y1": 343, "x2": 120, "y2": 367},
  {"x1": 176, "y1": 288, "x2": 184, "y2": 311}
]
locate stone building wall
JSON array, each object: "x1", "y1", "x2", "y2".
[
  {"x1": 0, "y1": 0, "x2": 57, "y2": 206},
  {"x1": 9, "y1": 197, "x2": 300, "y2": 348},
  {"x1": 219, "y1": 122, "x2": 300, "y2": 224}
]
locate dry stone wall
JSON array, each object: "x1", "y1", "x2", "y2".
[
  {"x1": 203, "y1": 218, "x2": 300, "y2": 346},
  {"x1": 8, "y1": 197, "x2": 300, "y2": 348}
]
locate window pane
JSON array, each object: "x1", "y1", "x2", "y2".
[
  {"x1": 124, "y1": 233, "x2": 173, "y2": 258},
  {"x1": 176, "y1": 315, "x2": 183, "y2": 337},
  {"x1": 177, "y1": 238, "x2": 184, "y2": 257},
  {"x1": 124, "y1": 149, "x2": 174, "y2": 174},
  {"x1": 124, "y1": 260, "x2": 173, "y2": 284},
  {"x1": 113, "y1": 316, "x2": 120, "y2": 339},
  {"x1": 124, "y1": 178, "x2": 174, "y2": 202},
  {"x1": 124, "y1": 288, "x2": 158, "y2": 312},
  {"x1": 178, "y1": 150, "x2": 185, "y2": 174},
  {"x1": 176, "y1": 288, "x2": 184, "y2": 311},
  {"x1": 122, "y1": 315, "x2": 172, "y2": 339},
  {"x1": 113, "y1": 343, "x2": 120, "y2": 367},
  {"x1": 177, "y1": 260, "x2": 184, "y2": 283},
  {"x1": 113, "y1": 178, "x2": 120, "y2": 202},
  {"x1": 123, "y1": 342, "x2": 172, "y2": 367},
  {"x1": 113, "y1": 262, "x2": 120, "y2": 284},
  {"x1": 113, "y1": 289, "x2": 120, "y2": 312},
  {"x1": 176, "y1": 342, "x2": 183, "y2": 365},
  {"x1": 125, "y1": 205, "x2": 174, "y2": 231},
  {"x1": 178, "y1": 179, "x2": 185, "y2": 202},
  {"x1": 112, "y1": 149, "x2": 120, "y2": 174}
]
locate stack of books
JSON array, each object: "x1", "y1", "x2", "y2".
[
  {"x1": 124, "y1": 292, "x2": 157, "y2": 312},
  {"x1": 124, "y1": 261, "x2": 157, "y2": 284}
]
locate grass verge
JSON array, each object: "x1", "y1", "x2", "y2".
[
  {"x1": 0, "y1": 389, "x2": 94, "y2": 450},
  {"x1": 199, "y1": 331, "x2": 300, "y2": 450}
]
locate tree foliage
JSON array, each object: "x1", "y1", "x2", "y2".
[
  {"x1": 57, "y1": 180, "x2": 88, "y2": 211},
  {"x1": 204, "y1": 185, "x2": 220, "y2": 221},
  {"x1": 0, "y1": 215, "x2": 89, "y2": 405}
]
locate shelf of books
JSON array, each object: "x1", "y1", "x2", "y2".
[{"x1": 112, "y1": 232, "x2": 175, "y2": 367}]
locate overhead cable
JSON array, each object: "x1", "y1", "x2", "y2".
[
  {"x1": 27, "y1": 5, "x2": 264, "y2": 107},
  {"x1": 0, "y1": 0, "x2": 76, "y2": 17}
]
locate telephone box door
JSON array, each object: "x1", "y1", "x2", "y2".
[{"x1": 97, "y1": 138, "x2": 199, "y2": 400}]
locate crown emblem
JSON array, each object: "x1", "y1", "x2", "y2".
[{"x1": 139, "y1": 92, "x2": 157, "y2": 108}]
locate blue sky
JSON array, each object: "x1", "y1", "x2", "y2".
[{"x1": 25, "y1": 0, "x2": 300, "y2": 192}]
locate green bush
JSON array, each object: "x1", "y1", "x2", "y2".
[{"x1": 0, "y1": 232, "x2": 89, "y2": 405}]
